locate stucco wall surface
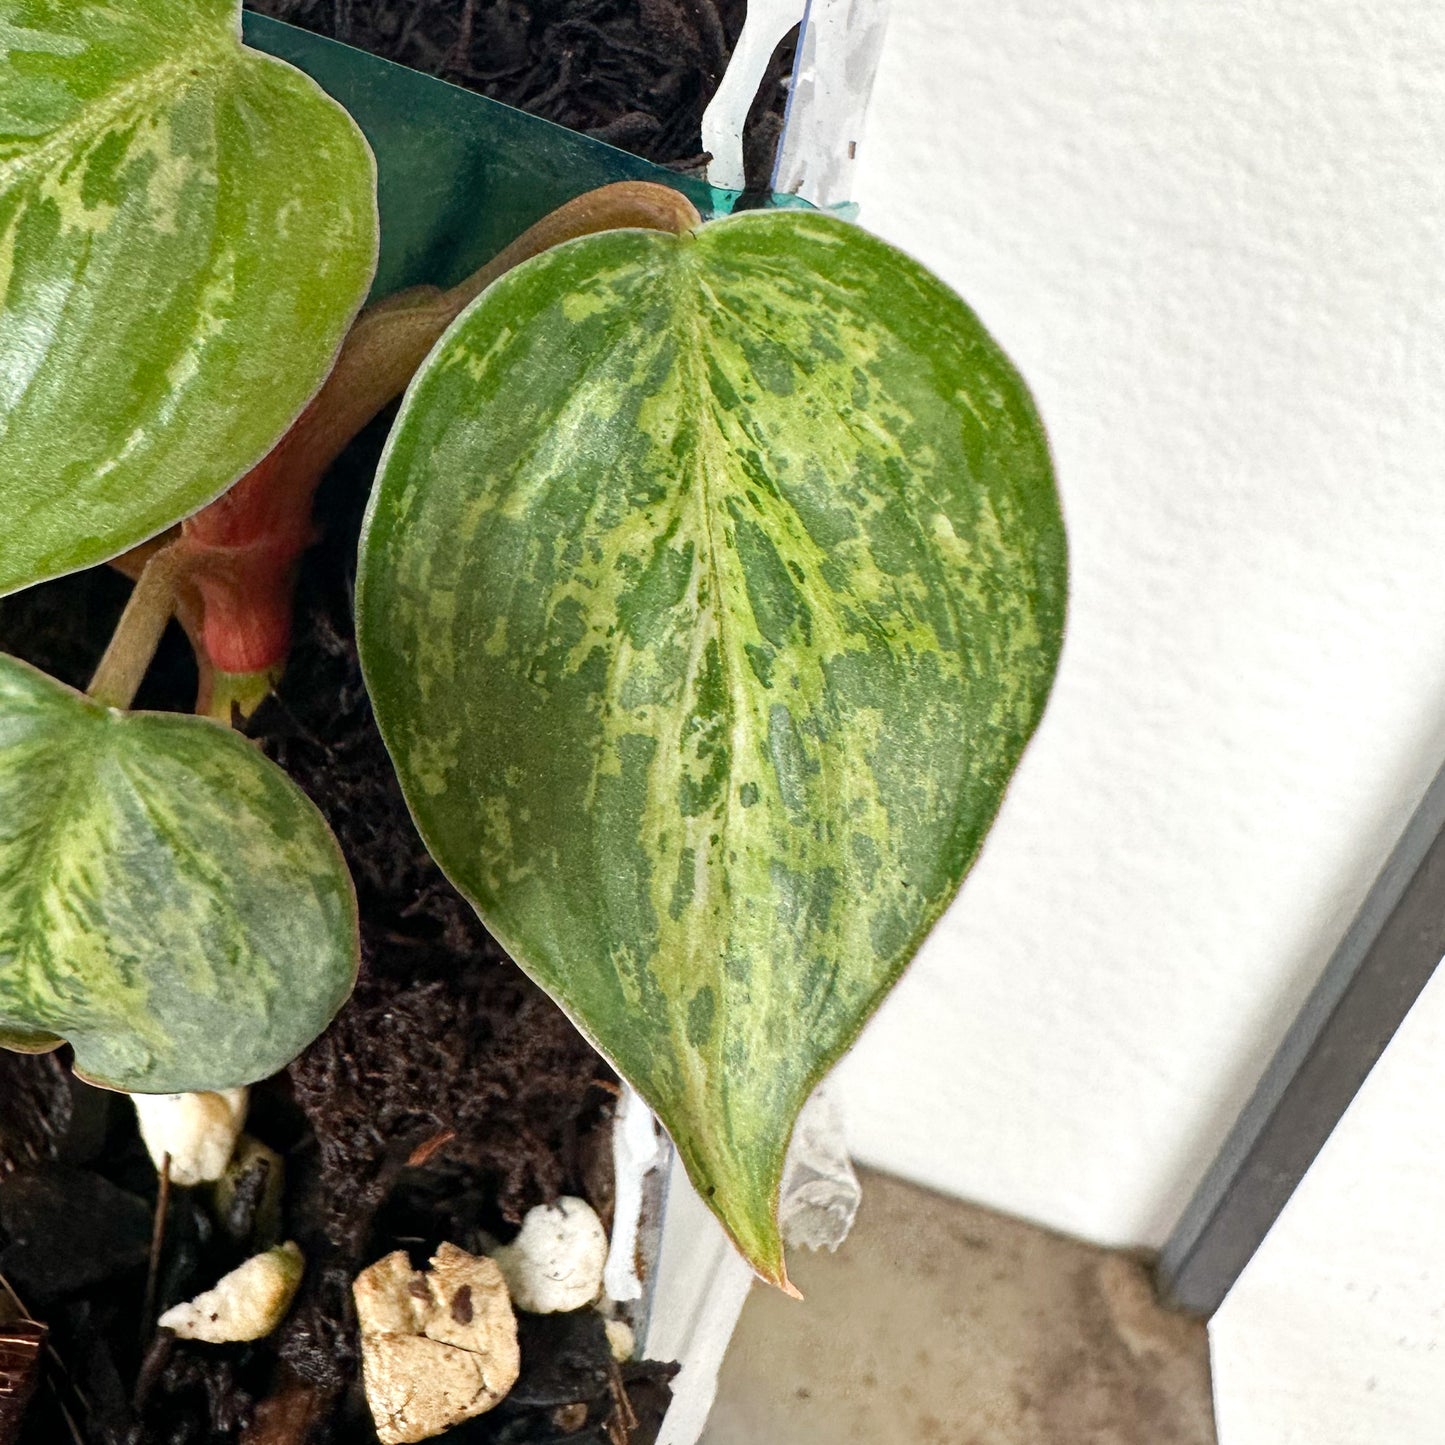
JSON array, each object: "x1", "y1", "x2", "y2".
[{"x1": 835, "y1": 0, "x2": 1445, "y2": 1250}]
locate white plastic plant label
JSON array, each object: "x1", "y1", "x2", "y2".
[{"x1": 702, "y1": 0, "x2": 892, "y2": 206}]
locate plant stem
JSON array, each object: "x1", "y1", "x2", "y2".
[
  {"x1": 440, "y1": 180, "x2": 704, "y2": 316},
  {"x1": 88, "y1": 547, "x2": 182, "y2": 711},
  {"x1": 178, "y1": 181, "x2": 705, "y2": 683},
  {"x1": 140, "y1": 1154, "x2": 171, "y2": 1350}
]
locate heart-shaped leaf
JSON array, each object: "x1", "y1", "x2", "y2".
[
  {"x1": 0, "y1": 653, "x2": 358, "y2": 1092},
  {"x1": 357, "y1": 211, "x2": 1067, "y2": 1285},
  {"x1": 0, "y1": 0, "x2": 377, "y2": 594}
]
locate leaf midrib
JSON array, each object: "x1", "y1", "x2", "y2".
[{"x1": 664, "y1": 250, "x2": 769, "y2": 1092}]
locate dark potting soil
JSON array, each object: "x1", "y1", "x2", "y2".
[{"x1": 243, "y1": 0, "x2": 797, "y2": 186}]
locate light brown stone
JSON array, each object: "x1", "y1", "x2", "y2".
[{"x1": 354, "y1": 1244, "x2": 520, "y2": 1445}]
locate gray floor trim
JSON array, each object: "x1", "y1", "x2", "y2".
[{"x1": 1158, "y1": 758, "x2": 1445, "y2": 1317}]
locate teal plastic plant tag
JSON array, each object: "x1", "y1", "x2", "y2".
[{"x1": 242, "y1": 13, "x2": 797, "y2": 299}]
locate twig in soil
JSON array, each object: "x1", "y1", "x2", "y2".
[
  {"x1": 395, "y1": 6, "x2": 425, "y2": 58},
  {"x1": 140, "y1": 1153, "x2": 172, "y2": 1348},
  {"x1": 247, "y1": 690, "x2": 325, "y2": 751},
  {"x1": 405, "y1": 1129, "x2": 456, "y2": 1168},
  {"x1": 666, "y1": 152, "x2": 715, "y2": 176},
  {"x1": 447, "y1": 0, "x2": 477, "y2": 72},
  {"x1": 606, "y1": 1356, "x2": 639, "y2": 1445},
  {"x1": 589, "y1": 112, "x2": 663, "y2": 147},
  {"x1": 455, "y1": 60, "x2": 532, "y2": 84},
  {"x1": 529, "y1": 52, "x2": 578, "y2": 112},
  {"x1": 378, "y1": 930, "x2": 431, "y2": 949},
  {"x1": 555, "y1": 21, "x2": 673, "y2": 66},
  {"x1": 55, "y1": 1393, "x2": 84, "y2": 1445}
]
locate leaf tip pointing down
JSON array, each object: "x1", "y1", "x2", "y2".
[{"x1": 671, "y1": 1120, "x2": 805, "y2": 1295}]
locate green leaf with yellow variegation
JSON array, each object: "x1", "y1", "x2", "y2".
[
  {"x1": 356, "y1": 211, "x2": 1067, "y2": 1286},
  {"x1": 0, "y1": 653, "x2": 358, "y2": 1092},
  {"x1": 0, "y1": 0, "x2": 377, "y2": 595}
]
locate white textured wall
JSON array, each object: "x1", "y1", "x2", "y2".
[{"x1": 836, "y1": 0, "x2": 1445, "y2": 1253}]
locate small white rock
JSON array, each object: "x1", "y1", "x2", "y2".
[
  {"x1": 603, "y1": 1317, "x2": 635, "y2": 1362},
  {"x1": 159, "y1": 1241, "x2": 303, "y2": 1343},
  {"x1": 131, "y1": 1087, "x2": 248, "y2": 1187},
  {"x1": 494, "y1": 1197, "x2": 608, "y2": 1314},
  {"x1": 354, "y1": 1244, "x2": 520, "y2": 1445}
]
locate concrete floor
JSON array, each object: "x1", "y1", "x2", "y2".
[{"x1": 705, "y1": 1169, "x2": 1216, "y2": 1445}]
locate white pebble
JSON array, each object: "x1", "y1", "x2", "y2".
[
  {"x1": 159, "y1": 1242, "x2": 303, "y2": 1343},
  {"x1": 354, "y1": 1244, "x2": 520, "y2": 1445},
  {"x1": 494, "y1": 1197, "x2": 608, "y2": 1314},
  {"x1": 603, "y1": 1317, "x2": 635, "y2": 1362},
  {"x1": 131, "y1": 1087, "x2": 248, "y2": 1186}
]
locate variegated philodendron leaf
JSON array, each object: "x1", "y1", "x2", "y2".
[
  {"x1": 0, "y1": 653, "x2": 358, "y2": 1092},
  {"x1": 357, "y1": 211, "x2": 1067, "y2": 1286},
  {"x1": 0, "y1": 0, "x2": 377, "y2": 594}
]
